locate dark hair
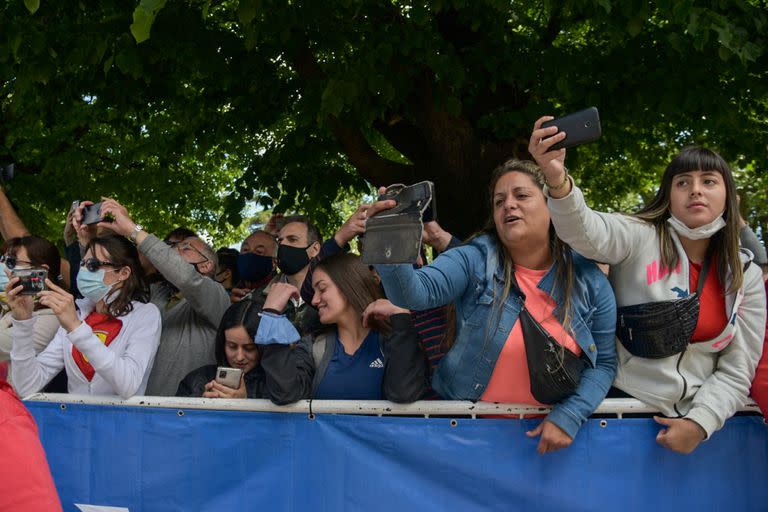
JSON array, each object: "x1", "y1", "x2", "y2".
[
  {"x1": 216, "y1": 247, "x2": 240, "y2": 283},
  {"x1": 214, "y1": 300, "x2": 263, "y2": 366},
  {"x1": 278, "y1": 215, "x2": 321, "y2": 245},
  {"x1": 163, "y1": 227, "x2": 197, "y2": 243},
  {"x1": 315, "y1": 253, "x2": 387, "y2": 330},
  {"x1": 5, "y1": 235, "x2": 62, "y2": 285},
  {"x1": 85, "y1": 235, "x2": 149, "y2": 317},
  {"x1": 443, "y1": 159, "x2": 575, "y2": 349},
  {"x1": 635, "y1": 146, "x2": 742, "y2": 293}
]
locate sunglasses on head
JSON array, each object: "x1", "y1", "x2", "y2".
[
  {"x1": 0, "y1": 254, "x2": 33, "y2": 270},
  {"x1": 80, "y1": 258, "x2": 119, "y2": 272}
]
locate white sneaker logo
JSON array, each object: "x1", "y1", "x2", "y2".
[{"x1": 369, "y1": 358, "x2": 384, "y2": 368}]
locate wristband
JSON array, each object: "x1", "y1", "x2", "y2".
[{"x1": 545, "y1": 171, "x2": 569, "y2": 191}]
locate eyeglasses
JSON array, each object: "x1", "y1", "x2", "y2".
[
  {"x1": 1, "y1": 254, "x2": 33, "y2": 270},
  {"x1": 80, "y1": 258, "x2": 119, "y2": 272},
  {"x1": 175, "y1": 241, "x2": 209, "y2": 264}
]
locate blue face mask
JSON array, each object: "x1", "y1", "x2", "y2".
[
  {"x1": 237, "y1": 253, "x2": 274, "y2": 283},
  {"x1": 76, "y1": 268, "x2": 114, "y2": 303},
  {"x1": 0, "y1": 262, "x2": 9, "y2": 292}
]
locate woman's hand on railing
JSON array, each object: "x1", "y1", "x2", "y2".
[
  {"x1": 526, "y1": 420, "x2": 573, "y2": 454},
  {"x1": 654, "y1": 416, "x2": 706, "y2": 454}
]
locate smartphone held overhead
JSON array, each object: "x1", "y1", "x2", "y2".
[
  {"x1": 81, "y1": 201, "x2": 105, "y2": 225},
  {"x1": 541, "y1": 107, "x2": 602, "y2": 150}
]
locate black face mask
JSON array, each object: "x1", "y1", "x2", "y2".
[
  {"x1": 277, "y1": 244, "x2": 310, "y2": 275},
  {"x1": 237, "y1": 253, "x2": 274, "y2": 283}
]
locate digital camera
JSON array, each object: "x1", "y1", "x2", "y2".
[{"x1": 12, "y1": 268, "x2": 47, "y2": 295}]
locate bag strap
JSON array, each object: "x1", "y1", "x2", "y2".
[{"x1": 694, "y1": 256, "x2": 712, "y2": 295}]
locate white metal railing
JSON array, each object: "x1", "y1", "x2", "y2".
[{"x1": 23, "y1": 393, "x2": 762, "y2": 420}]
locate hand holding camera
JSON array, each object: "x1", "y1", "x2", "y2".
[
  {"x1": 38, "y1": 279, "x2": 81, "y2": 333},
  {"x1": 73, "y1": 201, "x2": 100, "y2": 248},
  {"x1": 4, "y1": 269, "x2": 34, "y2": 321},
  {"x1": 96, "y1": 198, "x2": 136, "y2": 238}
]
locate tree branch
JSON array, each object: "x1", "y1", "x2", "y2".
[
  {"x1": 372, "y1": 117, "x2": 430, "y2": 167},
  {"x1": 327, "y1": 115, "x2": 417, "y2": 186},
  {"x1": 290, "y1": 34, "x2": 417, "y2": 186}
]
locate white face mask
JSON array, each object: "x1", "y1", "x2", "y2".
[{"x1": 667, "y1": 213, "x2": 726, "y2": 240}]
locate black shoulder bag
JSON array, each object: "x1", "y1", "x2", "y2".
[
  {"x1": 616, "y1": 257, "x2": 710, "y2": 359},
  {"x1": 512, "y1": 273, "x2": 587, "y2": 405}
]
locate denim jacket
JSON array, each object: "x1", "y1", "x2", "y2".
[{"x1": 376, "y1": 234, "x2": 617, "y2": 438}]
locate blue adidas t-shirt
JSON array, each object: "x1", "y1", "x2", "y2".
[{"x1": 314, "y1": 329, "x2": 385, "y2": 400}]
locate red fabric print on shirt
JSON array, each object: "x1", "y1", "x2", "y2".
[{"x1": 71, "y1": 312, "x2": 123, "y2": 381}]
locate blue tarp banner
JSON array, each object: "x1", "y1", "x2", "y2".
[{"x1": 27, "y1": 401, "x2": 768, "y2": 512}]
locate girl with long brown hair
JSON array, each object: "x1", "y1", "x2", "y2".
[
  {"x1": 257, "y1": 252, "x2": 427, "y2": 402},
  {"x1": 530, "y1": 118, "x2": 766, "y2": 454}
]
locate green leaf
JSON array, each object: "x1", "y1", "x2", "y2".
[
  {"x1": 130, "y1": 0, "x2": 168, "y2": 44},
  {"x1": 24, "y1": 0, "x2": 40, "y2": 14}
]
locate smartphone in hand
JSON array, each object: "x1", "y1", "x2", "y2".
[
  {"x1": 541, "y1": 107, "x2": 601, "y2": 150},
  {"x1": 81, "y1": 202, "x2": 104, "y2": 225},
  {"x1": 215, "y1": 367, "x2": 243, "y2": 389}
]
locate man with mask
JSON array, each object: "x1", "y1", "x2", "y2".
[
  {"x1": 230, "y1": 229, "x2": 277, "y2": 302},
  {"x1": 257, "y1": 215, "x2": 322, "y2": 335},
  {"x1": 96, "y1": 199, "x2": 231, "y2": 396}
]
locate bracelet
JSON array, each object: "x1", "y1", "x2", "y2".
[{"x1": 545, "y1": 171, "x2": 569, "y2": 191}]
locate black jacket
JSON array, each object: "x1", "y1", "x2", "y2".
[{"x1": 176, "y1": 343, "x2": 314, "y2": 405}]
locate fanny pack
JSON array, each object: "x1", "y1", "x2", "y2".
[
  {"x1": 616, "y1": 258, "x2": 709, "y2": 359},
  {"x1": 513, "y1": 273, "x2": 586, "y2": 405}
]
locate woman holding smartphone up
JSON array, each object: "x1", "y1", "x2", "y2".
[{"x1": 529, "y1": 118, "x2": 766, "y2": 453}]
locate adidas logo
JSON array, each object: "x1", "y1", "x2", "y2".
[{"x1": 369, "y1": 358, "x2": 384, "y2": 368}]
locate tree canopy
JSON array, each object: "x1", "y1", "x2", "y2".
[{"x1": 2, "y1": 0, "x2": 767, "y2": 245}]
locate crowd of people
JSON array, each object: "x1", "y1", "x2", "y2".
[{"x1": 1, "y1": 118, "x2": 767, "y2": 470}]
